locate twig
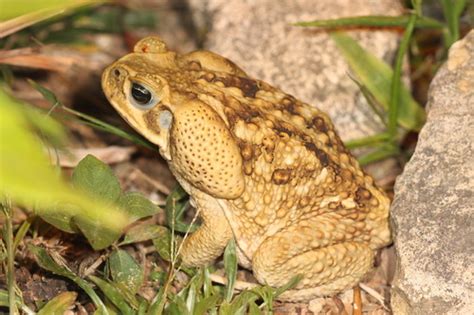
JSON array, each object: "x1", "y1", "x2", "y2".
[
  {"x1": 359, "y1": 283, "x2": 389, "y2": 311},
  {"x1": 352, "y1": 285, "x2": 362, "y2": 315}
]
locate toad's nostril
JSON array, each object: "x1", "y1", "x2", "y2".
[{"x1": 113, "y1": 68, "x2": 121, "y2": 78}]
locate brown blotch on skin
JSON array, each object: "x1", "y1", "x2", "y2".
[
  {"x1": 355, "y1": 187, "x2": 372, "y2": 205},
  {"x1": 240, "y1": 142, "x2": 254, "y2": 161},
  {"x1": 238, "y1": 77, "x2": 259, "y2": 98},
  {"x1": 272, "y1": 168, "x2": 292, "y2": 185},
  {"x1": 144, "y1": 111, "x2": 161, "y2": 134},
  {"x1": 275, "y1": 121, "x2": 297, "y2": 137},
  {"x1": 310, "y1": 116, "x2": 328, "y2": 133},
  {"x1": 215, "y1": 76, "x2": 259, "y2": 98},
  {"x1": 304, "y1": 142, "x2": 330, "y2": 167},
  {"x1": 236, "y1": 106, "x2": 260, "y2": 122},
  {"x1": 281, "y1": 96, "x2": 299, "y2": 115},
  {"x1": 224, "y1": 107, "x2": 239, "y2": 126}
]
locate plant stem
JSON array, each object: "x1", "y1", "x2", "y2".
[
  {"x1": 1, "y1": 200, "x2": 18, "y2": 315},
  {"x1": 388, "y1": 12, "x2": 417, "y2": 139}
]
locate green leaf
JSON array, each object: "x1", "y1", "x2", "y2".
[
  {"x1": 39, "y1": 204, "x2": 80, "y2": 233},
  {"x1": 40, "y1": 205, "x2": 80, "y2": 233},
  {"x1": 28, "y1": 244, "x2": 109, "y2": 314},
  {"x1": 108, "y1": 249, "x2": 144, "y2": 295},
  {"x1": 121, "y1": 222, "x2": 169, "y2": 245},
  {"x1": 37, "y1": 291, "x2": 77, "y2": 315},
  {"x1": 220, "y1": 291, "x2": 259, "y2": 315},
  {"x1": 118, "y1": 192, "x2": 159, "y2": 221},
  {"x1": 114, "y1": 282, "x2": 141, "y2": 309},
  {"x1": 152, "y1": 227, "x2": 173, "y2": 261},
  {"x1": 72, "y1": 155, "x2": 121, "y2": 204},
  {"x1": 70, "y1": 155, "x2": 127, "y2": 249},
  {"x1": 89, "y1": 276, "x2": 135, "y2": 315},
  {"x1": 294, "y1": 15, "x2": 444, "y2": 29},
  {"x1": 74, "y1": 212, "x2": 123, "y2": 250},
  {"x1": 330, "y1": 32, "x2": 425, "y2": 132},
  {"x1": 193, "y1": 294, "x2": 220, "y2": 315},
  {"x1": 224, "y1": 239, "x2": 237, "y2": 302},
  {"x1": 0, "y1": 90, "x2": 128, "y2": 235}
]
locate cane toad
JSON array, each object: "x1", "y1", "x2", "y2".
[{"x1": 102, "y1": 36, "x2": 391, "y2": 301}]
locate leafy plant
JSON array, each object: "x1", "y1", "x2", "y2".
[{"x1": 37, "y1": 154, "x2": 159, "y2": 250}]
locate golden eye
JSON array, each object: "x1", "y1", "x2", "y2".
[{"x1": 130, "y1": 82, "x2": 159, "y2": 109}]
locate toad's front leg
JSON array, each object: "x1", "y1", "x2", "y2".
[{"x1": 179, "y1": 195, "x2": 233, "y2": 267}]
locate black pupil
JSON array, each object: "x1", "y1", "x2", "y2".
[{"x1": 131, "y1": 83, "x2": 152, "y2": 105}]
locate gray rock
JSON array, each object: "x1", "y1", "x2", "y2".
[
  {"x1": 390, "y1": 30, "x2": 474, "y2": 315},
  {"x1": 188, "y1": 0, "x2": 403, "y2": 142}
]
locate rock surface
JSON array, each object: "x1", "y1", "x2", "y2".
[
  {"x1": 390, "y1": 30, "x2": 474, "y2": 315},
  {"x1": 188, "y1": 0, "x2": 403, "y2": 142}
]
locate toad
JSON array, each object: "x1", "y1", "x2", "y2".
[{"x1": 101, "y1": 36, "x2": 391, "y2": 301}]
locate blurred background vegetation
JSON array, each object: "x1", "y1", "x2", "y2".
[{"x1": 0, "y1": 0, "x2": 472, "y2": 314}]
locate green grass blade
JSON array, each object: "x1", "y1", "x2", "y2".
[
  {"x1": 388, "y1": 13, "x2": 417, "y2": 138},
  {"x1": 344, "y1": 133, "x2": 390, "y2": 149},
  {"x1": 358, "y1": 145, "x2": 400, "y2": 166},
  {"x1": 273, "y1": 274, "x2": 303, "y2": 298},
  {"x1": 193, "y1": 294, "x2": 220, "y2": 315},
  {"x1": 441, "y1": 0, "x2": 467, "y2": 47},
  {"x1": 28, "y1": 80, "x2": 155, "y2": 150},
  {"x1": 224, "y1": 239, "x2": 238, "y2": 302},
  {"x1": 294, "y1": 15, "x2": 443, "y2": 29},
  {"x1": 147, "y1": 286, "x2": 166, "y2": 315},
  {"x1": 89, "y1": 276, "x2": 135, "y2": 315},
  {"x1": 185, "y1": 281, "x2": 197, "y2": 314},
  {"x1": 330, "y1": 32, "x2": 425, "y2": 132},
  {"x1": 61, "y1": 106, "x2": 155, "y2": 150}
]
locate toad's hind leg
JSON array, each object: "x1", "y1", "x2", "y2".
[{"x1": 252, "y1": 217, "x2": 375, "y2": 301}]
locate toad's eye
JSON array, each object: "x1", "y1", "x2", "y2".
[{"x1": 130, "y1": 82, "x2": 159, "y2": 109}]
